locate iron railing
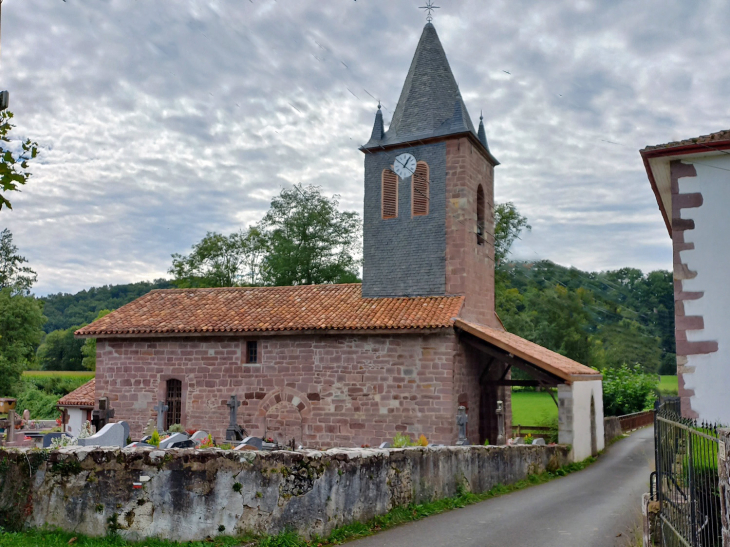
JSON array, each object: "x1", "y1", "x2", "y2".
[{"x1": 654, "y1": 400, "x2": 722, "y2": 546}]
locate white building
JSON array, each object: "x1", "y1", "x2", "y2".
[
  {"x1": 57, "y1": 378, "x2": 95, "y2": 436},
  {"x1": 642, "y1": 130, "x2": 730, "y2": 423}
]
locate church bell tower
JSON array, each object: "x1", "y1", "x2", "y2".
[{"x1": 360, "y1": 22, "x2": 500, "y2": 327}]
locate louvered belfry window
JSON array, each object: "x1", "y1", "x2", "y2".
[
  {"x1": 412, "y1": 161, "x2": 429, "y2": 216},
  {"x1": 165, "y1": 378, "x2": 182, "y2": 430},
  {"x1": 382, "y1": 169, "x2": 398, "y2": 219}
]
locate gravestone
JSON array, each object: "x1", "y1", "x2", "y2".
[
  {"x1": 78, "y1": 422, "x2": 126, "y2": 448},
  {"x1": 234, "y1": 443, "x2": 260, "y2": 451},
  {"x1": 153, "y1": 401, "x2": 168, "y2": 433},
  {"x1": 239, "y1": 436, "x2": 263, "y2": 450},
  {"x1": 126, "y1": 441, "x2": 155, "y2": 449},
  {"x1": 91, "y1": 397, "x2": 115, "y2": 432},
  {"x1": 379, "y1": 442, "x2": 391, "y2": 449},
  {"x1": 496, "y1": 400, "x2": 505, "y2": 445},
  {"x1": 43, "y1": 432, "x2": 71, "y2": 448},
  {"x1": 512, "y1": 437, "x2": 524, "y2": 445},
  {"x1": 158, "y1": 432, "x2": 189, "y2": 449},
  {"x1": 455, "y1": 406, "x2": 469, "y2": 445},
  {"x1": 170, "y1": 439, "x2": 195, "y2": 449},
  {"x1": 119, "y1": 421, "x2": 130, "y2": 444},
  {"x1": 142, "y1": 419, "x2": 156, "y2": 438},
  {"x1": 532, "y1": 437, "x2": 546, "y2": 446},
  {"x1": 6, "y1": 409, "x2": 15, "y2": 444},
  {"x1": 225, "y1": 395, "x2": 246, "y2": 441},
  {"x1": 191, "y1": 430, "x2": 209, "y2": 445}
]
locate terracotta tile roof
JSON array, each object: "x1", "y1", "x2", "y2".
[
  {"x1": 75, "y1": 284, "x2": 464, "y2": 337},
  {"x1": 641, "y1": 129, "x2": 730, "y2": 154},
  {"x1": 58, "y1": 379, "x2": 95, "y2": 407},
  {"x1": 454, "y1": 319, "x2": 600, "y2": 383}
]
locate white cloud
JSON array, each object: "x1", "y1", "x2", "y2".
[{"x1": 4, "y1": 0, "x2": 728, "y2": 295}]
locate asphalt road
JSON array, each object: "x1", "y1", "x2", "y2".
[{"x1": 348, "y1": 427, "x2": 654, "y2": 547}]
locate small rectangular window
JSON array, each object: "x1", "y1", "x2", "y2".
[{"x1": 246, "y1": 341, "x2": 258, "y2": 364}]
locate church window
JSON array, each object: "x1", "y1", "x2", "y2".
[
  {"x1": 165, "y1": 378, "x2": 182, "y2": 430},
  {"x1": 476, "y1": 184, "x2": 485, "y2": 246},
  {"x1": 382, "y1": 169, "x2": 398, "y2": 219},
  {"x1": 246, "y1": 340, "x2": 258, "y2": 364},
  {"x1": 412, "y1": 161, "x2": 429, "y2": 216}
]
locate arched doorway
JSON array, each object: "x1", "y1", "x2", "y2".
[
  {"x1": 590, "y1": 395, "x2": 597, "y2": 457},
  {"x1": 265, "y1": 401, "x2": 303, "y2": 447}
]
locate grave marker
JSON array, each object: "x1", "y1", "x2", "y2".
[
  {"x1": 455, "y1": 406, "x2": 468, "y2": 445},
  {"x1": 225, "y1": 395, "x2": 246, "y2": 441},
  {"x1": 91, "y1": 397, "x2": 115, "y2": 432},
  {"x1": 153, "y1": 401, "x2": 168, "y2": 433},
  {"x1": 78, "y1": 422, "x2": 126, "y2": 448}
]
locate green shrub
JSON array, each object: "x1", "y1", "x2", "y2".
[
  {"x1": 392, "y1": 433, "x2": 413, "y2": 448},
  {"x1": 168, "y1": 423, "x2": 185, "y2": 433},
  {"x1": 14, "y1": 384, "x2": 60, "y2": 419},
  {"x1": 602, "y1": 364, "x2": 658, "y2": 416},
  {"x1": 150, "y1": 430, "x2": 161, "y2": 447}
]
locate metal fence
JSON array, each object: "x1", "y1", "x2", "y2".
[{"x1": 654, "y1": 400, "x2": 722, "y2": 546}]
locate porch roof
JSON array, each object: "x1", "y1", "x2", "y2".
[{"x1": 454, "y1": 319, "x2": 601, "y2": 384}]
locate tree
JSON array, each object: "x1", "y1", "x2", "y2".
[
  {"x1": 169, "y1": 228, "x2": 265, "y2": 288},
  {"x1": 0, "y1": 111, "x2": 39, "y2": 211},
  {"x1": 494, "y1": 202, "x2": 531, "y2": 265},
  {"x1": 0, "y1": 228, "x2": 37, "y2": 295},
  {"x1": 0, "y1": 287, "x2": 45, "y2": 394},
  {"x1": 259, "y1": 184, "x2": 361, "y2": 286},
  {"x1": 81, "y1": 309, "x2": 112, "y2": 371},
  {"x1": 170, "y1": 184, "x2": 362, "y2": 288},
  {"x1": 36, "y1": 326, "x2": 86, "y2": 371}
]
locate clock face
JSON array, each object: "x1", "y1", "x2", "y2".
[{"x1": 393, "y1": 153, "x2": 417, "y2": 179}]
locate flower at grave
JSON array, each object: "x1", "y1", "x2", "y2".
[
  {"x1": 199, "y1": 434, "x2": 215, "y2": 449},
  {"x1": 79, "y1": 421, "x2": 94, "y2": 439},
  {"x1": 185, "y1": 428, "x2": 198, "y2": 436},
  {"x1": 417, "y1": 434, "x2": 428, "y2": 447},
  {"x1": 55, "y1": 418, "x2": 62, "y2": 427},
  {"x1": 361, "y1": 444, "x2": 370, "y2": 448},
  {"x1": 524, "y1": 433, "x2": 533, "y2": 445},
  {"x1": 265, "y1": 437, "x2": 274, "y2": 444}
]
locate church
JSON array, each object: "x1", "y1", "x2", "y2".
[{"x1": 76, "y1": 22, "x2": 603, "y2": 458}]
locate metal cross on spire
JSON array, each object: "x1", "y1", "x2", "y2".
[{"x1": 419, "y1": 1, "x2": 440, "y2": 23}]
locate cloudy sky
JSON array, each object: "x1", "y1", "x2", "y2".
[{"x1": 2, "y1": 0, "x2": 729, "y2": 296}]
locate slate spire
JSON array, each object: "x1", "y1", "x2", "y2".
[
  {"x1": 383, "y1": 23, "x2": 475, "y2": 144},
  {"x1": 477, "y1": 111, "x2": 489, "y2": 150},
  {"x1": 366, "y1": 102, "x2": 385, "y2": 146}
]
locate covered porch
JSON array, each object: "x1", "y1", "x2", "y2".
[{"x1": 455, "y1": 319, "x2": 604, "y2": 462}]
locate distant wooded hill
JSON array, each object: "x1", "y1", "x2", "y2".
[
  {"x1": 497, "y1": 261, "x2": 675, "y2": 375},
  {"x1": 39, "y1": 279, "x2": 174, "y2": 333}
]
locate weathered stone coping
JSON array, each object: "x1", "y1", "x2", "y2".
[{"x1": 0, "y1": 444, "x2": 570, "y2": 541}]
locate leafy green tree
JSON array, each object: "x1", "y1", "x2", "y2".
[
  {"x1": 258, "y1": 184, "x2": 361, "y2": 286},
  {"x1": 169, "y1": 228, "x2": 265, "y2": 288},
  {"x1": 596, "y1": 318, "x2": 662, "y2": 373},
  {"x1": 0, "y1": 287, "x2": 45, "y2": 395},
  {"x1": 0, "y1": 111, "x2": 39, "y2": 211},
  {"x1": 0, "y1": 228, "x2": 37, "y2": 295},
  {"x1": 602, "y1": 364, "x2": 658, "y2": 416},
  {"x1": 81, "y1": 309, "x2": 112, "y2": 371},
  {"x1": 36, "y1": 326, "x2": 85, "y2": 371},
  {"x1": 494, "y1": 202, "x2": 531, "y2": 265}
]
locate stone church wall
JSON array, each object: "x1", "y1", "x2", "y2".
[
  {"x1": 0, "y1": 444, "x2": 570, "y2": 541},
  {"x1": 95, "y1": 331, "x2": 460, "y2": 447}
]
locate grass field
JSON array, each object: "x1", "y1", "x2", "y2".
[
  {"x1": 511, "y1": 391, "x2": 557, "y2": 426},
  {"x1": 659, "y1": 375, "x2": 678, "y2": 396},
  {"x1": 22, "y1": 371, "x2": 95, "y2": 379}
]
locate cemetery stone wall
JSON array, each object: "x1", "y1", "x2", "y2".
[{"x1": 0, "y1": 443, "x2": 570, "y2": 541}]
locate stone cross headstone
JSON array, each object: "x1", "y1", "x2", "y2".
[
  {"x1": 455, "y1": 405, "x2": 468, "y2": 445},
  {"x1": 532, "y1": 437, "x2": 546, "y2": 446},
  {"x1": 239, "y1": 436, "x2": 263, "y2": 450},
  {"x1": 153, "y1": 401, "x2": 168, "y2": 433},
  {"x1": 91, "y1": 397, "x2": 115, "y2": 432},
  {"x1": 225, "y1": 395, "x2": 246, "y2": 441},
  {"x1": 496, "y1": 400, "x2": 505, "y2": 445},
  {"x1": 78, "y1": 422, "x2": 126, "y2": 448}
]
